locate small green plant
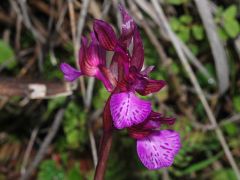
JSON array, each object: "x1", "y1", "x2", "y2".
[
  {"x1": 215, "y1": 5, "x2": 240, "y2": 40},
  {"x1": 38, "y1": 160, "x2": 65, "y2": 180},
  {"x1": 170, "y1": 15, "x2": 205, "y2": 55},
  {"x1": 0, "y1": 40, "x2": 16, "y2": 70},
  {"x1": 166, "y1": 0, "x2": 189, "y2": 5}
]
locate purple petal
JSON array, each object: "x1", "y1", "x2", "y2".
[
  {"x1": 128, "y1": 128, "x2": 152, "y2": 139},
  {"x1": 110, "y1": 56, "x2": 119, "y2": 80},
  {"x1": 90, "y1": 31, "x2": 98, "y2": 43},
  {"x1": 110, "y1": 92, "x2": 151, "y2": 129},
  {"x1": 137, "y1": 130, "x2": 181, "y2": 170},
  {"x1": 97, "y1": 66, "x2": 116, "y2": 92},
  {"x1": 93, "y1": 20, "x2": 117, "y2": 50},
  {"x1": 78, "y1": 36, "x2": 88, "y2": 70},
  {"x1": 142, "y1": 120, "x2": 161, "y2": 129},
  {"x1": 60, "y1": 63, "x2": 82, "y2": 81},
  {"x1": 147, "y1": 111, "x2": 176, "y2": 125},
  {"x1": 131, "y1": 27, "x2": 144, "y2": 71},
  {"x1": 118, "y1": 4, "x2": 135, "y2": 48},
  {"x1": 79, "y1": 35, "x2": 106, "y2": 77},
  {"x1": 110, "y1": 52, "x2": 130, "y2": 82},
  {"x1": 136, "y1": 78, "x2": 166, "y2": 96},
  {"x1": 140, "y1": 66, "x2": 155, "y2": 76},
  {"x1": 99, "y1": 66, "x2": 116, "y2": 86},
  {"x1": 87, "y1": 34, "x2": 106, "y2": 67}
]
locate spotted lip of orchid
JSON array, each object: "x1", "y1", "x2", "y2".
[{"x1": 60, "y1": 4, "x2": 181, "y2": 170}]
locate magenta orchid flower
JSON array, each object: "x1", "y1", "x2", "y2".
[{"x1": 60, "y1": 4, "x2": 181, "y2": 170}]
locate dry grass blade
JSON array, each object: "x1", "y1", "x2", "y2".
[
  {"x1": 20, "y1": 127, "x2": 39, "y2": 175},
  {"x1": 179, "y1": 40, "x2": 216, "y2": 85},
  {"x1": 76, "y1": 0, "x2": 90, "y2": 48},
  {"x1": 150, "y1": 0, "x2": 240, "y2": 178},
  {"x1": 15, "y1": 0, "x2": 46, "y2": 43},
  {"x1": 194, "y1": 0, "x2": 229, "y2": 94},
  {"x1": 67, "y1": 0, "x2": 86, "y2": 104},
  {"x1": 20, "y1": 107, "x2": 67, "y2": 180}
]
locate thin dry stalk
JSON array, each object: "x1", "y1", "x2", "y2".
[
  {"x1": 20, "y1": 127, "x2": 39, "y2": 175},
  {"x1": 67, "y1": 0, "x2": 86, "y2": 103},
  {"x1": 194, "y1": 0, "x2": 229, "y2": 94},
  {"x1": 20, "y1": 107, "x2": 67, "y2": 180}
]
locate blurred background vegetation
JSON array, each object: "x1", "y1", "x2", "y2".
[{"x1": 0, "y1": 0, "x2": 240, "y2": 179}]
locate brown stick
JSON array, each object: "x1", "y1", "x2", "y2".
[{"x1": 0, "y1": 77, "x2": 72, "y2": 99}]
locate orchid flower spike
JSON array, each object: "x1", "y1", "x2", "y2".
[{"x1": 60, "y1": 4, "x2": 181, "y2": 170}]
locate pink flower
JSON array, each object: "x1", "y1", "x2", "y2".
[{"x1": 60, "y1": 4, "x2": 181, "y2": 170}]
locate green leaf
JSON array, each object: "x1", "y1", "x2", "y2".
[
  {"x1": 223, "y1": 19, "x2": 239, "y2": 38},
  {"x1": 170, "y1": 18, "x2": 181, "y2": 31},
  {"x1": 196, "y1": 63, "x2": 216, "y2": 87},
  {"x1": 167, "y1": 0, "x2": 187, "y2": 5},
  {"x1": 38, "y1": 160, "x2": 65, "y2": 180},
  {"x1": 44, "y1": 97, "x2": 66, "y2": 119},
  {"x1": 213, "y1": 169, "x2": 237, "y2": 180},
  {"x1": 63, "y1": 102, "x2": 87, "y2": 149},
  {"x1": 178, "y1": 152, "x2": 223, "y2": 175},
  {"x1": 217, "y1": 27, "x2": 228, "y2": 41},
  {"x1": 188, "y1": 44, "x2": 199, "y2": 55},
  {"x1": 93, "y1": 85, "x2": 109, "y2": 109},
  {"x1": 192, "y1": 25, "x2": 204, "y2": 40},
  {"x1": 223, "y1": 5, "x2": 237, "y2": 20},
  {"x1": 0, "y1": 40, "x2": 16, "y2": 69},
  {"x1": 66, "y1": 129, "x2": 80, "y2": 148},
  {"x1": 233, "y1": 96, "x2": 240, "y2": 112},
  {"x1": 178, "y1": 26, "x2": 190, "y2": 42},
  {"x1": 67, "y1": 164, "x2": 83, "y2": 180},
  {"x1": 179, "y1": 15, "x2": 192, "y2": 24},
  {"x1": 223, "y1": 123, "x2": 238, "y2": 137},
  {"x1": 171, "y1": 62, "x2": 180, "y2": 74}
]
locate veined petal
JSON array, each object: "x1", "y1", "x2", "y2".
[
  {"x1": 136, "y1": 78, "x2": 166, "y2": 96},
  {"x1": 79, "y1": 36, "x2": 88, "y2": 64},
  {"x1": 111, "y1": 52, "x2": 130, "y2": 82},
  {"x1": 128, "y1": 120, "x2": 160, "y2": 139},
  {"x1": 60, "y1": 63, "x2": 82, "y2": 81},
  {"x1": 137, "y1": 130, "x2": 181, "y2": 170},
  {"x1": 87, "y1": 33, "x2": 106, "y2": 67},
  {"x1": 110, "y1": 56, "x2": 119, "y2": 80},
  {"x1": 79, "y1": 34, "x2": 106, "y2": 77},
  {"x1": 128, "y1": 128, "x2": 152, "y2": 139},
  {"x1": 140, "y1": 66, "x2": 155, "y2": 76},
  {"x1": 99, "y1": 66, "x2": 117, "y2": 89},
  {"x1": 143, "y1": 120, "x2": 161, "y2": 129},
  {"x1": 93, "y1": 20, "x2": 117, "y2": 50},
  {"x1": 110, "y1": 92, "x2": 151, "y2": 129},
  {"x1": 147, "y1": 111, "x2": 176, "y2": 125},
  {"x1": 131, "y1": 27, "x2": 144, "y2": 71},
  {"x1": 118, "y1": 4, "x2": 135, "y2": 48}
]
